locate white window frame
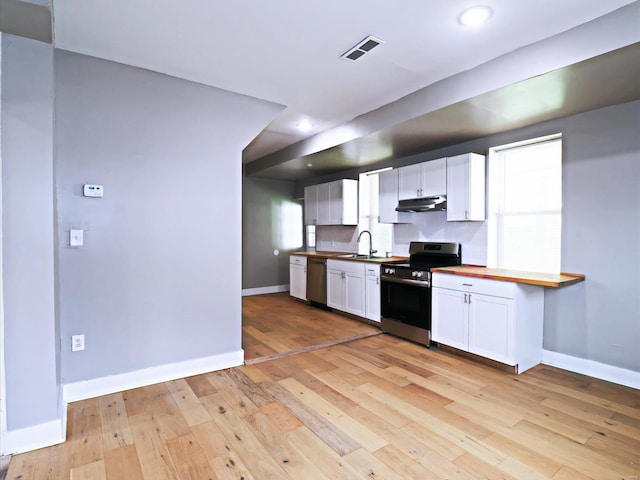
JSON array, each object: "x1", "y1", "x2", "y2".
[{"x1": 487, "y1": 133, "x2": 562, "y2": 274}]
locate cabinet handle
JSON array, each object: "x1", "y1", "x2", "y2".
[
  {"x1": 463, "y1": 293, "x2": 468, "y2": 304},
  {"x1": 341, "y1": 272, "x2": 346, "y2": 279},
  {"x1": 465, "y1": 211, "x2": 469, "y2": 220},
  {"x1": 463, "y1": 283, "x2": 472, "y2": 287},
  {"x1": 376, "y1": 277, "x2": 379, "y2": 285},
  {"x1": 468, "y1": 294, "x2": 472, "y2": 304},
  {"x1": 304, "y1": 267, "x2": 307, "y2": 273}
]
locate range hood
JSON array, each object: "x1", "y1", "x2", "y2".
[{"x1": 396, "y1": 196, "x2": 447, "y2": 212}]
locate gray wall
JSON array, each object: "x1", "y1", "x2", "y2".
[
  {"x1": 1, "y1": 34, "x2": 59, "y2": 430},
  {"x1": 295, "y1": 100, "x2": 640, "y2": 372},
  {"x1": 242, "y1": 175, "x2": 299, "y2": 290},
  {"x1": 544, "y1": 101, "x2": 640, "y2": 371},
  {"x1": 55, "y1": 50, "x2": 282, "y2": 383}
]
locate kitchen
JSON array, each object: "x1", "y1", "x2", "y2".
[
  {"x1": 244, "y1": 97, "x2": 640, "y2": 387},
  {"x1": 1, "y1": 1, "x2": 639, "y2": 474},
  {"x1": 282, "y1": 139, "x2": 582, "y2": 373}
]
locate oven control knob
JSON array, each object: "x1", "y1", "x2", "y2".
[
  {"x1": 385, "y1": 268, "x2": 395, "y2": 275},
  {"x1": 412, "y1": 271, "x2": 423, "y2": 278}
]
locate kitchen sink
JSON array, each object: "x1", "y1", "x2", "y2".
[{"x1": 338, "y1": 254, "x2": 384, "y2": 259}]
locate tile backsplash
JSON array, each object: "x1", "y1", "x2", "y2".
[
  {"x1": 313, "y1": 214, "x2": 488, "y2": 265},
  {"x1": 392, "y1": 211, "x2": 488, "y2": 265},
  {"x1": 316, "y1": 225, "x2": 359, "y2": 252}
]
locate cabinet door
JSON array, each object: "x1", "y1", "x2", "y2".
[
  {"x1": 421, "y1": 157, "x2": 447, "y2": 197},
  {"x1": 344, "y1": 270, "x2": 365, "y2": 317},
  {"x1": 447, "y1": 153, "x2": 485, "y2": 221},
  {"x1": 326, "y1": 268, "x2": 345, "y2": 310},
  {"x1": 378, "y1": 169, "x2": 399, "y2": 224},
  {"x1": 328, "y1": 180, "x2": 343, "y2": 225},
  {"x1": 365, "y1": 272, "x2": 381, "y2": 322},
  {"x1": 316, "y1": 183, "x2": 331, "y2": 225},
  {"x1": 304, "y1": 185, "x2": 318, "y2": 225},
  {"x1": 432, "y1": 288, "x2": 468, "y2": 350},
  {"x1": 289, "y1": 264, "x2": 307, "y2": 300},
  {"x1": 398, "y1": 164, "x2": 422, "y2": 200},
  {"x1": 468, "y1": 293, "x2": 515, "y2": 365},
  {"x1": 339, "y1": 179, "x2": 359, "y2": 225}
]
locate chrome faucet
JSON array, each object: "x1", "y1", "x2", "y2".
[{"x1": 357, "y1": 230, "x2": 377, "y2": 257}]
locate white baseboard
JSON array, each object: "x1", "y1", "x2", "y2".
[
  {"x1": 3, "y1": 418, "x2": 65, "y2": 455},
  {"x1": 63, "y1": 349, "x2": 245, "y2": 403},
  {"x1": 242, "y1": 285, "x2": 289, "y2": 296},
  {"x1": 542, "y1": 350, "x2": 639, "y2": 389}
]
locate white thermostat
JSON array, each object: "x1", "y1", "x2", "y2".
[{"x1": 83, "y1": 184, "x2": 103, "y2": 197}]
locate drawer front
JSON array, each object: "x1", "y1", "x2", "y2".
[
  {"x1": 290, "y1": 255, "x2": 307, "y2": 267},
  {"x1": 365, "y1": 265, "x2": 380, "y2": 277},
  {"x1": 432, "y1": 273, "x2": 515, "y2": 299}
]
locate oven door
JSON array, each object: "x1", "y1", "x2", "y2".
[{"x1": 380, "y1": 278, "x2": 431, "y2": 330}]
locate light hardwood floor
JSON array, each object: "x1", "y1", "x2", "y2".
[
  {"x1": 6, "y1": 294, "x2": 640, "y2": 479},
  {"x1": 242, "y1": 293, "x2": 380, "y2": 362}
]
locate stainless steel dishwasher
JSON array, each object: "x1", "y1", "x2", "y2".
[{"x1": 306, "y1": 257, "x2": 327, "y2": 305}]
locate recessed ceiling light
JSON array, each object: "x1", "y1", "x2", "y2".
[
  {"x1": 307, "y1": 162, "x2": 313, "y2": 167},
  {"x1": 459, "y1": 5, "x2": 493, "y2": 27},
  {"x1": 297, "y1": 119, "x2": 313, "y2": 132}
]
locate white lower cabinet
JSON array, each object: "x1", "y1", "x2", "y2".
[
  {"x1": 289, "y1": 255, "x2": 307, "y2": 300},
  {"x1": 432, "y1": 273, "x2": 544, "y2": 373},
  {"x1": 365, "y1": 265, "x2": 381, "y2": 322},
  {"x1": 327, "y1": 260, "x2": 366, "y2": 318}
]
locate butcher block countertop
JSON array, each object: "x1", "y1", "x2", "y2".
[
  {"x1": 431, "y1": 266, "x2": 585, "y2": 288},
  {"x1": 291, "y1": 251, "x2": 408, "y2": 264}
]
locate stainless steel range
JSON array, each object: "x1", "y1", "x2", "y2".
[{"x1": 381, "y1": 241, "x2": 461, "y2": 346}]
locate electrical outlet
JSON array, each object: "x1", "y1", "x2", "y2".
[{"x1": 72, "y1": 334, "x2": 85, "y2": 352}]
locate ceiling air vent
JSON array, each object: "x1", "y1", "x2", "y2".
[{"x1": 341, "y1": 35, "x2": 384, "y2": 61}]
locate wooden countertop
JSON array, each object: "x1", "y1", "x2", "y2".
[
  {"x1": 290, "y1": 251, "x2": 348, "y2": 259},
  {"x1": 290, "y1": 251, "x2": 407, "y2": 264},
  {"x1": 431, "y1": 266, "x2": 585, "y2": 288}
]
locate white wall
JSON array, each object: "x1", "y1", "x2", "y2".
[{"x1": 55, "y1": 50, "x2": 282, "y2": 384}]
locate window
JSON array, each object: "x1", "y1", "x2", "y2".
[
  {"x1": 359, "y1": 169, "x2": 393, "y2": 256},
  {"x1": 305, "y1": 224, "x2": 316, "y2": 249},
  {"x1": 487, "y1": 135, "x2": 562, "y2": 274}
]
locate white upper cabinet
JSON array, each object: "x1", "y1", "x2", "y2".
[
  {"x1": 398, "y1": 164, "x2": 421, "y2": 200},
  {"x1": 304, "y1": 184, "x2": 319, "y2": 225},
  {"x1": 446, "y1": 153, "x2": 486, "y2": 221},
  {"x1": 378, "y1": 169, "x2": 409, "y2": 224},
  {"x1": 304, "y1": 179, "x2": 357, "y2": 225},
  {"x1": 398, "y1": 157, "x2": 446, "y2": 200}
]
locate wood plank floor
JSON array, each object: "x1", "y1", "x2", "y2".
[
  {"x1": 7, "y1": 295, "x2": 640, "y2": 480},
  {"x1": 242, "y1": 293, "x2": 380, "y2": 362}
]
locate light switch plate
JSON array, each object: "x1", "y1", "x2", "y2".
[{"x1": 70, "y1": 229, "x2": 83, "y2": 246}]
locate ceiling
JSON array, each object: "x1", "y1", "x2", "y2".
[{"x1": 44, "y1": 1, "x2": 640, "y2": 179}]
